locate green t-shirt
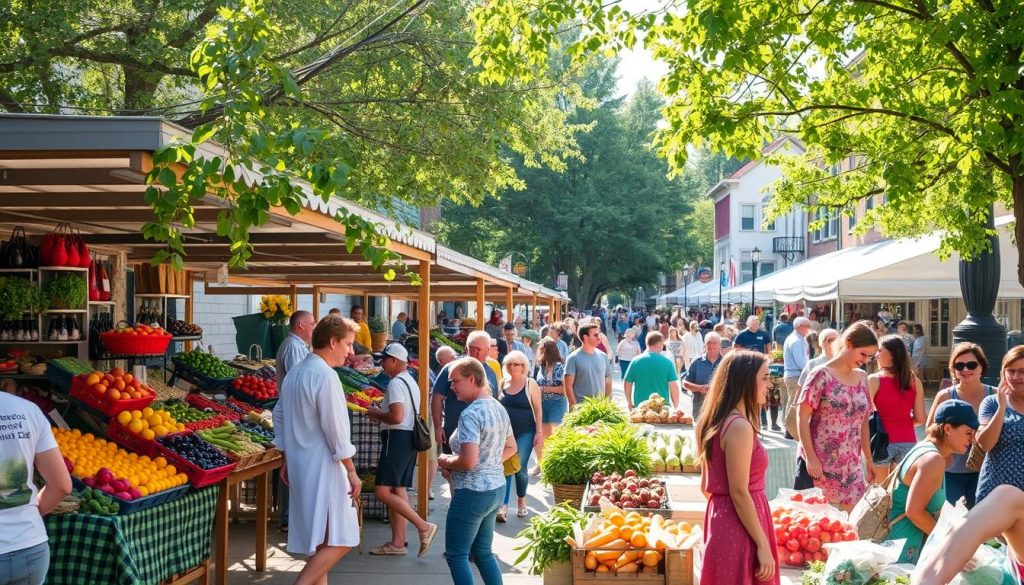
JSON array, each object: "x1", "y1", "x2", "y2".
[{"x1": 623, "y1": 352, "x2": 678, "y2": 404}]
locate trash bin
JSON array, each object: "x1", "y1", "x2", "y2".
[{"x1": 233, "y1": 313, "x2": 273, "y2": 358}]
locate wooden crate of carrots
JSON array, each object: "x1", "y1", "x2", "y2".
[{"x1": 571, "y1": 504, "x2": 699, "y2": 585}]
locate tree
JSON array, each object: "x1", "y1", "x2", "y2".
[
  {"x1": 435, "y1": 70, "x2": 697, "y2": 306},
  {"x1": 0, "y1": 0, "x2": 585, "y2": 274},
  {"x1": 467, "y1": 0, "x2": 1024, "y2": 285}
]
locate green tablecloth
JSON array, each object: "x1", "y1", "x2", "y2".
[{"x1": 44, "y1": 486, "x2": 217, "y2": 585}]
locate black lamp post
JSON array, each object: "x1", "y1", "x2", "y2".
[
  {"x1": 751, "y1": 247, "x2": 761, "y2": 310},
  {"x1": 682, "y1": 264, "x2": 691, "y2": 313}
]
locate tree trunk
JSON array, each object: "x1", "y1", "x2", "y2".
[{"x1": 1014, "y1": 174, "x2": 1024, "y2": 289}]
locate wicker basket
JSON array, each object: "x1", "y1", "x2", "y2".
[
  {"x1": 551, "y1": 483, "x2": 586, "y2": 509},
  {"x1": 233, "y1": 447, "x2": 280, "y2": 473}
]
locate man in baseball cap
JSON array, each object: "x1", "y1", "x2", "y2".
[{"x1": 374, "y1": 342, "x2": 408, "y2": 363}]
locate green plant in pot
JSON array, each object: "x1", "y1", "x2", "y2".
[
  {"x1": 368, "y1": 315, "x2": 388, "y2": 334},
  {"x1": 541, "y1": 423, "x2": 651, "y2": 508},
  {"x1": 45, "y1": 273, "x2": 87, "y2": 309},
  {"x1": 561, "y1": 396, "x2": 627, "y2": 428},
  {"x1": 0, "y1": 277, "x2": 49, "y2": 320}
]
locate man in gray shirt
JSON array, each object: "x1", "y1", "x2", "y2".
[
  {"x1": 682, "y1": 332, "x2": 722, "y2": 423},
  {"x1": 565, "y1": 323, "x2": 612, "y2": 407}
]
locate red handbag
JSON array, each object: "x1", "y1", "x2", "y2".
[
  {"x1": 41, "y1": 223, "x2": 71, "y2": 266},
  {"x1": 74, "y1": 229, "x2": 90, "y2": 268},
  {"x1": 89, "y1": 257, "x2": 101, "y2": 301},
  {"x1": 65, "y1": 237, "x2": 79, "y2": 267},
  {"x1": 99, "y1": 260, "x2": 112, "y2": 301}
]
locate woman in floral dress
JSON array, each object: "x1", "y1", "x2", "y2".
[{"x1": 794, "y1": 321, "x2": 879, "y2": 510}]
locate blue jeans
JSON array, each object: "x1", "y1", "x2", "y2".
[
  {"x1": 446, "y1": 487, "x2": 504, "y2": 585},
  {"x1": 946, "y1": 472, "x2": 980, "y2": 509},
  {"x1": 504, "y1": 432, "x2": 536, "y2": 504},
  {"x1": 0, "y1": 541, "x2": 49, "y2": 585}
]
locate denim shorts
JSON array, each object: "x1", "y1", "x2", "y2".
[
  {"x1": 0, "y1": 541, "x2": 49, "y2": 585},
  {"x1": 873, "y1": 441, "x2": 916, "y2": 466},
  {"x1": 541, "y1": 393, "x2": 568, "y2": 424}
]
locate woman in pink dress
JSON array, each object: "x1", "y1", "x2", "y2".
[
  {"x1": 795, "y1": 321, "x2": 879, "y2": 510},
  {"x1": 697, "y1": 350, "x2": 778, "y2": 585}
]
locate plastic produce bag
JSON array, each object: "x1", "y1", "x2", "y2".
[
  {"x1": 949, "y1": 544, "x2": 1017, "y2": 585},
  {"x1": 818, "y1": 539, "x2": 904, "y2": 585},
  {"x1": 772, "y1": 487, "x2": 849, "y2": 521}
]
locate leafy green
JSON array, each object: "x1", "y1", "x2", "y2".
[
  {"x1": 0, "y1": 276, "x2": 48, "y2": 320},
  {"x1": 43, "y1": 273, "x2": 86, "y2": 310},
  {"x1": 541, "y1": 423, "x2": 651, "y2": 485},
  {"x1": 591, "y1": 423, "x2": 652, "y2": 478},
  {"x1": 514, "y1": 503, "x2": 588, "y2": 575},
  {"x1": 561, "y1": 396, "x2": 627, "y2": 428}
]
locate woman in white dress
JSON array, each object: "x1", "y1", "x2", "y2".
[
  {"x1": 681, "y1": 320, "x2": 704, "y2": 372},
  {"x1": 274, "y1": 314, "x2": 361, "y2": 584}
]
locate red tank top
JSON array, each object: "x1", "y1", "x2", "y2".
[{"x1": 874, "y1": 376, "x2": 917, "y2": 443}]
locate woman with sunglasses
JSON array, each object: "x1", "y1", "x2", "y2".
[
  {"x1": 794, "y1": 321, "x2": 878, "y2": 511},
  {"x1": 497, "y1": 350, "x2": 542, "y2": 521},
  {"x1": 925, "y1": 342, "x2": 993, "y2": 508},
  {"x1": 974, "y1": 345, "x2": 1024, "y2": 504}
]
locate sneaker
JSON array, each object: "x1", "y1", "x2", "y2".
[
  {"x1": 496, "y1": 504, "x2": 508, "y2": 522},
  {"x1": 429, "y1": 488, "x2": 436, "y2": 500},
  {"x1": 771, "y1": 425, "x2": 782, "y2": 432}
]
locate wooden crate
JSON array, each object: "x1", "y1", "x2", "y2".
[
  {"x1": 571, "y1": 546, "x2": 693, "y2": 585},
  {"x1": 542, "y1": 561, "x2": 572, "y2": 585}
]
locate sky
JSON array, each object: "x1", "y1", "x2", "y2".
[{"x1": 616, "y1": 43, "x2": 669, "y2": 97}]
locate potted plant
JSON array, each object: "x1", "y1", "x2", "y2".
[
  {"x1": 44, "y1": 273, "x2": 86, "y2": 309},
  {"x1": 368, "y1": 315, "x2": 388, "y2": 351},
  {"x1": 560, "y1": 396, "x2": 627, "y2": 428},
  {"x1": 0, "y1": 277, "x2": 48, "y2": 320},
  {"x1": 541, "y1": 423, "x2": 651, "y2": 509},
  {"x1": 260, "y1": 295, "x2": 294, "y2": 354}
]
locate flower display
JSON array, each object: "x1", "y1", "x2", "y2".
[{"x1": 259, "y1": 295, "x2": 293, "y2": 324}]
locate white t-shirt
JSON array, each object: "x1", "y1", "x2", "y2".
[
  {"x1": 0, "y1": 393, "x2": 58, "y2": 555},
  {"x1": 381, "y1": 371, "x2": 420, "y2": 431}
]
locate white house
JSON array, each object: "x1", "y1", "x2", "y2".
[{"x1": 710, "y1": 136, "x2": 807, "y2": 288}]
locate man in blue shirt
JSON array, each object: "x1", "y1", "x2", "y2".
[
  {"x1": 391, "y1": 312, "x2": 408, "y2": 339},
  {"x1": 781, "y1": 317, "x2": 811, "y2": 438},
  {"x1": 682, "y1": 332, "x2": 723, "y2": 423},
  {"x1": 771, "y1": 313, "x2": 793, "y2": 350},
  {"x1": 429, "y1": 330, "x2": 499, "y2": 454},
  {"x1": 734, "y1": 316, "x2": 770, "y2": 353}
]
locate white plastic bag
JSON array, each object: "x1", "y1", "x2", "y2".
[{"x1": 818, "y1": 539, "x2": 904, "y2": 585}]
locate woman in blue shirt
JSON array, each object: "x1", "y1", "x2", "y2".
[{"x1": 975, "y1": 345, "x2": 1024, "y2": 503}]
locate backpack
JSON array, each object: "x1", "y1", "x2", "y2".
[{"x1": 848, "y1": 458, "x2": 908, "y2": 542}]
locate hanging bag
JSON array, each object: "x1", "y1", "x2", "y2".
[
  {"x1": 73, "y1": 229, "x2": 90, "y2": 268},
  {"x1": 88, "y1": 257, "x2": 101, "y2": 302},
  {"x1": 2, "y1": 226, "x2": 36, "y2": 268},
  {"x1": 41, "y1": 223, "x2": 71, "y2": 266},
  {"x1": 99, "y1": 259, "x2": 112, "y2": 301},
  {"x1": 397, "y1": 377, "x2": 432, "y2": 452}
]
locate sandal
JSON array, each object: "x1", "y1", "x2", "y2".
[
  {"x1": 517, "y1": 504, "x2": 528, "y2": 518},
  {"x1": 369, "y1": 543, "x2": 407, "y2": 556},
  {"x1": 496, "y1": 504, "x2": 508, "y2": 523},
  {"x1": 418, "y1": 523, "x2": 438, "y2": 557}
]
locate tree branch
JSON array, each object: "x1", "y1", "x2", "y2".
[
  {"x1": 166, "y1": 0, "x2": 221, "y2": 49},
  {"x1": 850, "y1": 0, "x2": 925, "y2": 19},
  {"x1": 0, "y1": 25, "x2": 125, "y2": 73}
]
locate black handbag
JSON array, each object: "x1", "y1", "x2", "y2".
[
  {"x1": 868, "y1": 411, "x2": 889, "y2": 462},
  {"x1": 1, "y1": 226, "x2": 37, "y2": 268},
  {"x1": 398, "y1": 377, "x2": 432, "y2": 452}
]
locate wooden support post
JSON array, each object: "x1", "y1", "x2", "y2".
[
  {"x1": 475, "y1": 278, "x2": 485, "y2": 330},
  {"x1": 387, "y1": 296, "x2": 392, "y2": 322},
  {"x1": 506, "y1": 286, "x2": 514, "y2": 326},
  {"x1": 312, "y1": 286, "x2": 320, "y2": 320},
  {"x1": 362, "y1": 293, "x2": 370, "y2": 315},
  {"x1": 185, "y1": 272, "x2": 195, "y2": 351},
  {"x1": 289, "y1": 285, "x2": 298, "y2": 313},
  {"x1": 417, "y1": 261, "x2": 432, "y2": 518},
  {"x1": 533, "y1": 293, "x2": 539, "y2": 329},
  {"x1": 549, "y1": 298, "x2": 555, "y2": 324}
]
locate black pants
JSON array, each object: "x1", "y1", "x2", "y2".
[{"x1": 793, "y1": 456, "x2": 815, "y2": 491}]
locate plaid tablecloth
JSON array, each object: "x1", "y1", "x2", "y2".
[
  {"x1": 761, "y1": 433, "x2": 797, "y2": 500},
  {"x1": 44, "y1": 486, "x2": 217, "y2": 585}
]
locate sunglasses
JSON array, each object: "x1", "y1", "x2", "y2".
[{"x1": 953, "y1": 361, "x2": 980, "y2": 371}]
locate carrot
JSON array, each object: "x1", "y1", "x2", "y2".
[
  {"x1": 583, "y1": 528, "x2": 618, "y2": 549},
  {"x1": 615, "y1": 550, "x2": 643, "y2": 568},
  {"x1": 618, "y1": 525, "x2": 633, "y2": 542},
  {"x1": 642, "y1": 550, "x2": 661, "y2": 567},
  {"x1": 594, "y1": 540, "x2": 629, "y2": 562},
  {"x1": 630, "y1": 532, "x2": 648, "y2": 548},
  {"x1": 584, "y1": 552, "x2": 598, "y2": 570},
  {"x1": 616, "y1": 562, "x2": 639, "y2": 574},
  {"x1": 596, "y1": 564, "x2": 610, "y2": 574}
]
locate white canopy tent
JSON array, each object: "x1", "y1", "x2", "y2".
[
  {"x1": 721, "y1": 216, "x2": 1024, "y2": 304},
  {"x1": 658, "y1": 278, "x2": 723, "y2": 305}
]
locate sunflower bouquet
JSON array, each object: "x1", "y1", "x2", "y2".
[{"x1": 259, "y1": 295, "x2": 293, "y2": 325}]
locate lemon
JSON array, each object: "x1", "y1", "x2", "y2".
[
  {"x1": 116, "y1": 411, "x2": 132, "y2": 425},
  {"x1": 140, "y1": 428, "x2": 156, "y2": 441},
  {"x1": 128, "y1": 419, "x2": 145, "y2": 434},
  {"x1": 142, "y1": 407, "x2": 154, "y2": 419}
]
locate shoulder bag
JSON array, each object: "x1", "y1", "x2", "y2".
[
  {"x1": 964, "y1": 385, "x2": 994, "y2": 472},
  {"x1": 849, "y1": 445, "x2": 927, "y2": 542},
  {"x1": 397, "y1": 376, "x2": 432, "y2": 452},
  {"x1": 868, "y1": 411, "x2": 889, "y2": 463}
]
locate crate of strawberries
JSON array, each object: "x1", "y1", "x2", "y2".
[
  {"x1": 228, "y1": 375, "x2": 278, "y2": 408},
  {"x1": 770, "y1": 488, "x2": 859, "y2": 569}
]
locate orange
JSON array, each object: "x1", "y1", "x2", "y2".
[
  {"x1": 140, "y1": 429, "x2": 156, "y2": 441},
  {"x1": 114, "y1": 379, "x2": 126, "y2": 391},
  {"x1": 116, "y1": 411, "x2": 132, "y2": 425},
  {"x1": 111, "y1": 367, "x2": 124, "y2": 377},
  {"x1": 142, "y1": 407, "x2": 154, "y2": 419},
  {"x1": 124, "y1": 373, "x2": 134, "y2": 383},
  {"x1": 108, "y1": 389, "x2": 122, "y2": 400},
  {"x1": 94, "y1": 383, "x2": 107, "y2": 395},
  {"x1": 128, "y1": 419, "x2": 145, "y2": 434},
  {"x1": 85, "y1": 373, "x2": 101, "y2": 386}
]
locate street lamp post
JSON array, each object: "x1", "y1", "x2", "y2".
[
  {"x1": 718, "y1": 260, "x2": 724, "y2": 321},
  {"x1": 682, "y1": 264, "x2": 691, "y2": 314},
  {"x1": 751, "y1": 247, "x2": 761, "y2": 312}
]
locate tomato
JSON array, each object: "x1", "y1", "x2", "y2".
[
  {"x1": 778, "y1": 514, "x2": 792, "y2": 526},
  {"x1": 797, "y1": 515, "x2": 810, "y2": 526},
  {"x1": 775, "y1": 527, "x2": 787, "y2": 540},
  {"x1": 817, "y1": 517, "x2": 832, "y2": 529},
  {"x1": 786, "y1": 552, "x2": 805, "y2": 567},
  {"x1": 807, "y1": 525, "x2": 822, "y2": 538},
  {"x1": 811, "y1": 551, "x2": 826, "y2": 563},
  {"x1": 785, "y1": 539, "x2": 801, "y2": 552},
  {"x1": 804, "y1": 537, "x2": 821, "y2": 553},
  {"x1": 829, "y1": 520, "x2": 843, "y2": 532},
  {"x1": 843, "y1": 531, "x2": 857, "y2": 541},
  {"x1": 791, "y1": 493, "x2": 803, "y2": 502},
  {"x1": 819, "y1": 531, "x2": 833, "y2": 543},
  {"x1": 789, "y1": 526, "x2": 806, "y2": 539}
]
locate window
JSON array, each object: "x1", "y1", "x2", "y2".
[
  {"x1": 741, "y1": 205, "x2": 755, "y2": 231},
  {"x1": 762, "y1": 203, "x2": 775, "y2": 231},
  {"x1": 865, "y1": 196, "x2": 874, "y2": 211},
  {"x1": 740, "y1": 261, "x2": 752, "y2": 283},
  {"x1": 929, "y1": 299, "x2": 950, "y2": 348},
  {"x1": 759, "y1": 261, "x2": 775, "y2": 276}
]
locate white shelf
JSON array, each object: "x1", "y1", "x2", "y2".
[
  {"x1": 44, "y1": 309, "x2": 87, "y2": 314},
  {"x1": 135, "y1": 293, "x2": 190, "y2": 299},
  {"x1": 38, "y1": 266, "x2": 90, "y2": 272},
  {"x1": 0, "y1": 268, "x2": 37, "y2": 273},
  {"x1": 89, "y1": 301, "x2": 117, "y2": 306},
  {"x1": 0, "y1": 339, "x2": 85, "y2": 345}
]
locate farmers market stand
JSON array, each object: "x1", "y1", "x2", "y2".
[{"x1": 0, "y1": 113, "x2": 568, "y2": 583}]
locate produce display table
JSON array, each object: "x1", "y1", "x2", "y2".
[
  {"x1": 760, "y1": 432, "x2": 797, "y2": 499},
  {"x1": 44, "y1": 486, "x2": 218, "y2": 585},
  {"x1": 213, "y1": 453, "x2": 283, "y2": 585}
]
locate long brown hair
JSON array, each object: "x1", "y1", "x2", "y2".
[
  {"x1": 879, "y1": 334, "x2": 913, "y2": 393},
  {"x1": 695, "y1": 350, "x2": 769, "y2": 464},
  {"x1": 536, "y1": 337, "x2": 564, "y2": 373}
]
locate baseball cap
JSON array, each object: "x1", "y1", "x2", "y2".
[
  {"x1": 374, "y1": 342, "x2": 408, "y2": 363},
  {"x1": 934, "y1": 399, "x2": 979, "y2": 429}
]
